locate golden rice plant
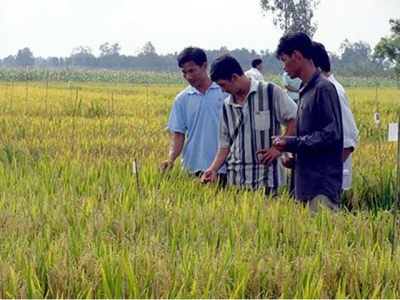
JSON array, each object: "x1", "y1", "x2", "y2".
[{"x1": 0, "y1": 80, "x2": 399, "y2": 298}]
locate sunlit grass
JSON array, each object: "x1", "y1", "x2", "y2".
[{"x1": 0, "y1": 81, "x2": 399, "y2": 298}]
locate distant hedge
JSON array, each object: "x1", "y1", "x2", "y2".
[
  {"x1": 0, "y1": 68, "x2": 186, "y2": 85},
  {"x1": 0, "y1": 68, "x2": 398, "y2": 88}
]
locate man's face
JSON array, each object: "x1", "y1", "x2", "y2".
[
  {"x1": 215, "y1": 74, "x2": 240, "y2": 96},
  {"x1": 280, "y1": 52, "x2": 299, "y2": 79},
  {"x1": 181, "y1": 61, "x2": 207, "y2": 89},
  {"x1": 215, "y1": 79, "x2": 236, "y2": 95}
]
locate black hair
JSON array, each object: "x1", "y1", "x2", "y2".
[
  {"x1": 210, "y1": 54, "x2": 244, "y2": 82},
  {"x1": 177, "y1": 47, "x2": 207, "y2": 68},
  {"x1": 312, "y1": 41, "x2": 331, "y2": 72},
  {"x1": 275, "y1": 32, "x2": 313, "y2": 60},
  {"x1": 251, "y1": 58, "x2": 262, "y2": 68}
]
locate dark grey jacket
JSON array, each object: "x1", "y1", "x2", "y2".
[{"x1": 285, "y1": 71, "x2": 343, "y2": 203}]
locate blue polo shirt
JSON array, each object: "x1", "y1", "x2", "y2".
[{"x1": 168, "y1": 82, "x2": 227, "y2": 174}]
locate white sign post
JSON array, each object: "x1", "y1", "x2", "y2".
[
  {"x1": 389, "y1": 123, "x2": 399, "y2": 142},
  {"x1": 390, "y1": 117, "x2": 400, "y2": 258},
  {"x1": 133, "y1": 158, "x2": 141, "y2": 194}
]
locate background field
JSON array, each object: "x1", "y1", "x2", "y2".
[{"x1": 0, "y1": 78, "x2": 399, "y2": 298}]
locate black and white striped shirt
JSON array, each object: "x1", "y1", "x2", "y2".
[{"x1": 219, "y1": 79, "x2": 297, "y2": 189}]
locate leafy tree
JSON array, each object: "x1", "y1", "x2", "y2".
[
  {"x1": 333, "y1": 39, "x2": 385, "y2": 77},
  {"x1": 59, "y1": 57, "x2": 65, "y2": 68},
  {"x1": 99, "y1": 43, "x2": 121, "y2": 69},
  {"x1": 374, "y1": 18, "x2": 400, "y2": 88},
  {"x1": 3, "y1": 55, "x2": 16, "y2": 67},
  {"x1": 34, "y1": 57, "x2": 47, "y2": 68},
  {"x1": 99, "y1": 42, "x2": 121, "y2": 57},
  {"x1": 16, "y1": 47, "x2": 34, "y2": 67},
  {"x1": 47, "y1": 57, "x2": 61, "y2": 67},
  {"x1": 339, "y1": 40, "x2": 371, "y2": 64},
  {"x1": 141, "y1": 42, "x2": 156, "y2": 55},
  {"x1": 260, "y1": 0, "x2": 320, "y2": 37},
  {"x1": 70, "y1": 46, "x2": 97, "y2": 68},
  {"x1": 132, "y1": 42, "x2": 163, "y2": 71},
  {"x1": 260, "y1": 49, "x2": 284, "y2": 75}
]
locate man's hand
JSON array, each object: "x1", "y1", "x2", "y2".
[
  {"x1": 281, "y1": 153, "x2": 295, "y2": 169},
  {"x1": 343, "y1": 147, "x2": 354, "y2": 163},
  {"x1": 256, "y1": 147, "x2": 282, "y2": 165},
  {"x1": 272, "y1": 135, "x2": 286, "y2": 152},
  {"x1": 161, "y1": 132, "x2": 184, "y2": 172},
  {"x1": 160, "y1": 160, "x2": 173, "y2": 172},
  {"x1": 201, "y1": 169, "x2": 217, "y2": 184}
]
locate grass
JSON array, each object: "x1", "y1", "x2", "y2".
[{"x1": 0, "y1": 81, "x2": 399, "y2": 298}]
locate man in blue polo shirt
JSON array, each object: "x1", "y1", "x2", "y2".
[{"x1": 161, "y1": 47, "x2": 227, "y2": 182}]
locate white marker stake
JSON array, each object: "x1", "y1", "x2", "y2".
[
  {"x1": 132, "y1": 160, "x2": 138, "y2": 174},
  {"x1": 133, "y1": 158, "x2": 140, "y2": 193},
  {"x1": 389, "y1": 123, "x2": 399, "y2": 142},
  {"x1": 391, "y1": 117, "x2": 400, "y2": 259}
]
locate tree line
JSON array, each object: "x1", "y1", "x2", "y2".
[
  {"x1": 0, "y1": 39, "x2": 393, "y2": 78},
  {"x1": 1, "y1": 0, "x2": 399, "y2": 85}
]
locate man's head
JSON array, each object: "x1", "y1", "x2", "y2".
[
  {"x1": 210, "y1": 54, "x2": 244, "y2": 94},
  {"x1": 177, "y1": 47, "x2": 207, "y2": 68},
  {"x1": 177, "y1": 47, "x2": 208, "y2": 88},
  {"x1": 275, "y1": 32, "x2": 313, "y2": 78},
  {"x1": 312, "y1": 41, "x2": 331, "y2": 73},
  {"x1": 252, "y1": 58, "x2": 263, "y2": 71}
]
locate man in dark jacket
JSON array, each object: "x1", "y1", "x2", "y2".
[{"x1": 273, "y1": 32, "x2": 343, "y2": 214}]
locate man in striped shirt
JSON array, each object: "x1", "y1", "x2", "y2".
[{"x1": 201, "y1": 54, "x2": 297, "y2": 195}]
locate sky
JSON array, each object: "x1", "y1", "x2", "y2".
[{"x1": 0, "y1": 0, "x2": 399, "y2": 59}]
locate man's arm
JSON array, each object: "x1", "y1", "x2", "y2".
[
  {"x1": 284, "y1": 85, "x2": 300, "y2": 93},
  {"x1": 257, "y1": 82, "x2": 298, "y2": 165},
  {"x1": 343, "y1": 147, "x2": 353, "y2": 163},
  {"x1": 285, "y1": 87, "x2": 342, "y2": 153},
  {"x1": 258, "y1": 118, "x2": 295, "y2": 165},
  {"x1": 161, "y1": 132, "x2": 185, "y2": 171},
  {"x1": 201, "y1": 148, "x2": 230, "y2": 183},
  {"x1": 284, "y1": 118, "x2": 296, "y2": 136},
  {"x1": 337, "y1": 88, "x2": 358, "y2": 163}
]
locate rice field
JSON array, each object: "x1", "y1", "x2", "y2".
[{"x1": 0, "y1": 79, "x2": 399, "y2": 298}]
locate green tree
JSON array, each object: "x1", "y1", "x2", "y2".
[
  {"x1": 3, "y1": 55, "x2": 16, "y2": 67},
  {"x1": 47, "y1": 57, "x2": 61, "y2": 67},
  {"x1": 99, "y1": 42, "x2": 121, "y2": 57},
  {"x1": 141, "y1": 42, "x2": 156, "y2": 55},
  {"x1": 99, "y1": 43, "x2": 121, "y2": 69},
  {"x1": 15, "y1": 47, "x2": 34, "y2": 67},
  {"x1": 374, "y1": 18, "x2": 400, "y2": 88},
  {"x1": 70, "y1": 46, "x2": 97, "y2": 68},
  {"x1": 328, "y1": 40, "x2": 385, "y2": 77},
  {"x1": 260, "y1": 0, "x2": 320, "y2": 37}
]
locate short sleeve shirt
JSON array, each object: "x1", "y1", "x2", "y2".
[
  {"x1": 328, "y1": 74, "x2": 359, "y2": 190},
  {"x1": 168, "y1": 82, "x2": 227, "y2": 173},
  {"x1": 244, "y1": 68, "x2": 264, "y2": 81},
  {"x1": 219, "y1": 79, "x2": 297, "y2": 189}
]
